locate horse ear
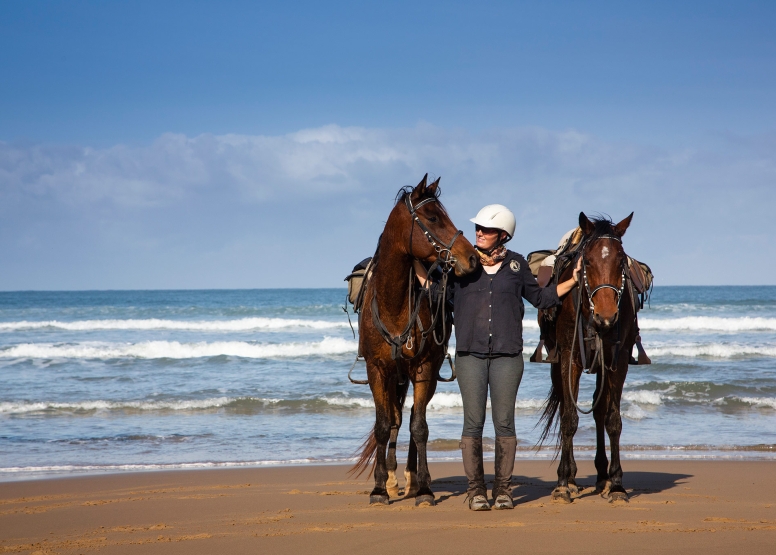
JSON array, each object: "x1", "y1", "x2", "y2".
[
  {"x1": 579, "y1": 212, "x2": 595, "y2": 236},
  {"x1": 427, "y1": 176, "x2": 440, "y2": 194},
  {"x1": 413, "y1": 173, "x2": 429, "y2": 196},
  {"x1": 613, "y1": 212, "x2": 634, "y2": 237}
]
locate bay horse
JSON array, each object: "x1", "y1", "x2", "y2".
[
  {"x1": 351, "y1": 174, "x2": 477, "y2": 506},
  {"x1": 539, "y1": 212, "x2": 638, "y2": 504}
]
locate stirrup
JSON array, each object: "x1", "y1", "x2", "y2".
[{"x1": 468, "y1": 494, "x2": 490, "y2": 511}]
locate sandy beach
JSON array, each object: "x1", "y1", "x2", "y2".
[{"x1": 2, "y1": 460, "x2": 775, "y2": 554}]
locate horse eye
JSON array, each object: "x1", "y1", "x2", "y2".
[{"x1": 428, "y1": 216, "x2": 438, "y2": 223}]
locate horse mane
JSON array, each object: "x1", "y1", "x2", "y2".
[
  {"x1": 585, "y1": 214, "x2": 617, "y2": 242},
  {"x1": 394, "y1": 184, "x2": 447, "y2": 215}
]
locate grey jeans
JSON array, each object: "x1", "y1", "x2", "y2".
[{"x1": 455, "y1": 354, "x2": 525, "y2": 437}]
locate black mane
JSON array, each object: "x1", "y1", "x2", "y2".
[
  {"x1": 586, "y1": 214, "x2": 617, "y2": 241},
  {"x1": 395, "y1": 183, "x2": 442, "y2": 205}
]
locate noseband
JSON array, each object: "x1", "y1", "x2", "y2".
[
  {"x1": 581, "y1": 235, "x2": 626, "y2": 313},
  {"x1": 405, "y1": 195, "x2": 463, "y2": 273}
]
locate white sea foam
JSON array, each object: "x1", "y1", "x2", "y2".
[
  {"x1": 0, "y1": 337, "x2": 357, "y2": 360},
  {"x1": 735, "y1": 397, "x2": 776, "y2": 410},
  {"x1": 320, "y1": 396, "x2": 375, "y2": 409},
  {"x1": 638, "y1": 316, "x2": 776, "y2": 332},
  {"x1": 647, "y1": 343, "x2": 776, "y2": 358},
  {"x1": 622, "y1": 405, "x2": 648, "y2": 420},
  {"x1": 0, "y1": 397, "x2": 251, "y2": 414},
  {"x1": 622, "y1": 391, "x2": 663, "y2": 405},
  {"x1": 0, "y1": 317, "x2": 350, "y2": 332},
  {"x1": 0, "y1": 459, "x2": 358, "y2": 474}
]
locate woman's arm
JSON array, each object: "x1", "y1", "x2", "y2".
[
  {"x1": 556, "y1": 258, "x2": 582, "y2": 298},
  {"x1": 413, "y1": 259, "x2": 430, "y2": 288}
]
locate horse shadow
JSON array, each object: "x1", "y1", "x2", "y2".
[{"x1": 423, "y1": 470, "x2": 692, "y2": 505}]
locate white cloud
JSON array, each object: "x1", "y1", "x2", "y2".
[{"x1": 1, "y1": 124, "x2": 774, "y2": 288}]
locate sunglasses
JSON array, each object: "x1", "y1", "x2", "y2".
[{"x1": 475, "y1": 225, "x2": 500, "y2": 235}]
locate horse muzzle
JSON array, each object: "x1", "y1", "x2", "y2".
[{"x1": 592, "y1": 310, "x2": 619, "y2": 332}]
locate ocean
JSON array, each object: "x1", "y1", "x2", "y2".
[{"x1": 1, "y1": 286, "x2": 775, "y2": 482}]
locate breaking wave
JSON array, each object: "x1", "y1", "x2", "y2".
[
  {"x1": 647, "y1": 343, "x2": 776, "y2": 358},
  {"x1": 0, "y1": 337, "x2": 357, "y2": 360},
  {"x1": 638, "y1": 316, "x2": 776, "y2": 332},
  {"x1": 0, "y1": 317, "x2": 350, "y2": 332}
]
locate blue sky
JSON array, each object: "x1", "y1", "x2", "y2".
[{"x1": 1, "y1": 1, "x2": 775, "y2": 288}]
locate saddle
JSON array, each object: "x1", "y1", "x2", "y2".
[
  {"x1": 527, "y1": 228, "x2": 653, "y2": 366},
  {"x1": 344, "y1": 257, "x2": 374, "y2": 314}
]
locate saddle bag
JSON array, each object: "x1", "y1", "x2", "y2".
[{"x1": 344, "y1": 257, "x2": 373, "y2": 312}]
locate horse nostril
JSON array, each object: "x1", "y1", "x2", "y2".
[{"x1": 469, "y1": 255, "x2": 477, "y2": 268}]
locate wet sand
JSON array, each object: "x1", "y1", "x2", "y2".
[{"x1": 1, "y1": 460, "x2": 775, "y2": 554}]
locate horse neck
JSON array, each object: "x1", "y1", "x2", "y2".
[{"x1": 373, "y1": 222, "x2": 413, "y2": 320}]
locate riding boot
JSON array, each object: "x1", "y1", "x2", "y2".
[
  {"x1": 492, "y1": 436, "x2": 517, "y2": 510},
  {"x1": 460, "y1": 436, "x2": 490, "y2": 511}
]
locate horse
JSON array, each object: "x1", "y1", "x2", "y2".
[
  {"x1": 539, "y1": 212, "x2": 639, "y2": 504},
  {"x1": 351, "y1": 174, "x2": 477, "y2": 506}
]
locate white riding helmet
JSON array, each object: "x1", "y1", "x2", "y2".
[{"x1": 470, "y1": 204, "x2": 516, "y2": 242}]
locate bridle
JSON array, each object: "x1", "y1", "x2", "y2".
[
  {"x1": 405, "y1": 194, "x2": 463, "y2": 274},
  {"x1": 581, "y1": 235, "x2": 626, "y2": 313},
  {"x1": 569, "y1": 233, "x2": 629, "y2": 415},
  {"x1": 365, "y1": 193, "x2": 463, "y2": 379}
]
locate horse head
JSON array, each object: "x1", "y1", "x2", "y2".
[
  {"x1": 397, "y1": 174, "x2": 478, "y2": 277},
  {"x1": 578, "y1": 211, "x2": 633, "y2": 332}
]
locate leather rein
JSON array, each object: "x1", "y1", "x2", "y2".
[{"x1": 370, "y1": 194, "x2": 462, "y2": 367}]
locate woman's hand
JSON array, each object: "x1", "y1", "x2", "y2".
[
  {"x1": 556, "y1": 258, "x2": 582, "y2": 298},
  {"x1": 572, "y1": 257, "x2": 582, "y2": 284}
]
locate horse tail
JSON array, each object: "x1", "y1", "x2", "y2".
[
  {"x1": 538, "y1": 380, "x2": 561, "y2": 449},
  {"x1": 349, "y1": 426, "x2": 378, "y2": 478},
  {"x1": 349, "y1": 376, "x2": 409, "y2": 478}
]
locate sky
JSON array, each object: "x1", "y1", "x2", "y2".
[{"x1": 1, "y1": 0, "x2": 775, "y2": 289}]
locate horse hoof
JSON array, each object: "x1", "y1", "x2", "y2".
[
  {"x1": 386, "y1": 486, "x2": 400, "y2": 498},
  {"x1": 609, "y1": 491, "x2": 629, "y2": 504},
  {"x1": 552, "y1": 487, "x2": 572, "y2": 504},
  {"x1": 369, "y1": 494, "x2": 390, "y2": 505},
  {"x1": 609, "y1": 486, "x2": 629, "y2": 504},
  {"x1": 597, "y1": 480, "x2": 612, "y2": 497},
  {"x1": 415, "y1": 494, "x2": 435, "y2": 507},
  {"x1": 568, "y1": 484, "x2": 581, "y2": 497}
]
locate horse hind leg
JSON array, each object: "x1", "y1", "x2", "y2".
[
  {"x1": 552, "y1": 365, "x2": 579, "y2": 504},
  {"x1": 404, "y1": 406, "x2": 420, "y2": 498}
]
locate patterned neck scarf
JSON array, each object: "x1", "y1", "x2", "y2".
[{"x1": 476, "y1": 245, "x2": 507, "y2": 267}]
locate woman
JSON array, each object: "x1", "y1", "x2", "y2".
[{"x1": 417, "y1": 204, "x2": 579, "y2": 511}]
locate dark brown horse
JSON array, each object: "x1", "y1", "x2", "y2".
[
  {"x1": 539, "y1": 212, "x2": 638, "y2": 504},
  {"x1": 351, "y1": 174, "x2": 477, "y2": 506}
]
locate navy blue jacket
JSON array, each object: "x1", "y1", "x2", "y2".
[{"x1": 451, "y1": 250, "x2": 560, "y2": 356}]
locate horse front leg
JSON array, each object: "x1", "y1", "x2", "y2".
[
  {"x1": 410, "y1": 374, "x2": 437, "y2": 506},
  {"x1": 386, "y1": 426, "x2": 400, "y2": 497},
  {"x1": 386, "y1": 379, "x2": 408, "y2": 498},
  {"x1": 553, "y1": 360, "x2": 579, "y2": 504},
  {"x1": 605, "y1": 382, "x2": 628, "y2": 503},
  {"x1": 593, "y1": 370, "x2": 610, "y2": 495},
  {"x1": 404, "y1": 405, "x2": 420, "y2": 498}
]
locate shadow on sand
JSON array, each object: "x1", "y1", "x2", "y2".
[{"x1": 406, "y1": 470, "x2": 693, "y2": 506}]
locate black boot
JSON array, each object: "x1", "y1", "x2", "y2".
[
  {"x1": 493, "y1": 436, "x2": 516, "y2": 509},
  {"x1": 460, "y1": 436, "x2": 490, "y2": 511}
]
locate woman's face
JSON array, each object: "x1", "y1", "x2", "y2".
[{"x1": 475, "y1": 225, "x2": 503, "y2": 251}]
